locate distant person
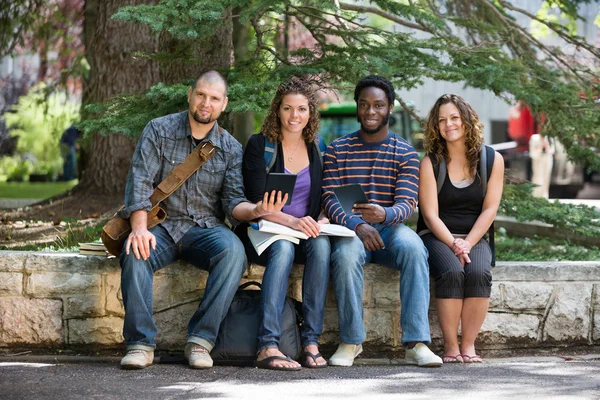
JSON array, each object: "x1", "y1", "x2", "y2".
[
  {"x1": 59, "y1": 124, "x2": 80, "y2": 181},
  {"x1": 117, "y1": 70, "x2": 287, "y2": 370},
  {"x1": 322, "y1": 75, "x2": 442, "y2": 367},
  {"x1": 529, "y1": 133, "x2": 554, "y2": 199},
  {"x1": 418, "y1": 94, "x2": 504, "y2": 363},
  {"x1": 237, "y1": 77, "x2": 330, "y2": 370}
]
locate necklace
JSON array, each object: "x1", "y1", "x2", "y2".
[{"x1": 284, "y1": 138, "x2": 303, "y2": 162}]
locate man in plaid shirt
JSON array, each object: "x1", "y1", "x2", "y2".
[{"x1": 118, "y1": 70, "x2": 286, "y2": 370}]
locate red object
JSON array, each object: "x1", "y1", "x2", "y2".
[{"x1": 508, "y1": 103, "x2": 536, "y2": 153}]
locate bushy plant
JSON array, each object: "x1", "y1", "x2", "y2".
[{"x1": 2, "y1": 84, "x2": 79, "y2": 181}]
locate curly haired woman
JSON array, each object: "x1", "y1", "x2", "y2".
[
  {"x1": 237, "y1": 77, "x2": 330, "y2": 370},
  {"x1": 417, "y1": 94, "x2": 504, "y2": 363}
]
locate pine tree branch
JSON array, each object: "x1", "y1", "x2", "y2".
[
  {"x1": 479, "y1": 0, "x2": 590, "y2": 86},
  {"x1": 498, "y1": 0, "x2": 600, "y2": 59},
  {"x1": 338, "y1": 2, "x2": 432, "y2": 33}
]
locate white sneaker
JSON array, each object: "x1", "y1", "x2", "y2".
[
  {"x1": 328, "y1": 343, "x2": 363, "y2": 366},
  {"x1": 120, "y1": 349, "x2": 154, "y2": 369},
  {"x1": 404, "y1": 343, "x2": 443, "y2": 367},
  {"x1": 185, "y1": 343, "x2": 213, "y2": 369}
]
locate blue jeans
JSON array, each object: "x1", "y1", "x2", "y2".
[
  {"x1": 120, "y1": 224, "x2": 246, "y2": 352},
  {"x1": 257, "y1": 236, "x2": 330, "y2": 352},
  {"x1": 329, "y1": 223, "x2": 431, "y2": 345}
]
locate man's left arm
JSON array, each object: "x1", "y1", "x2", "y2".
[
  {"x1": 354, "y1": 149, "x2": 419, "y2": 225},
  {"x1": 221, "y1": 145, "x2": 287, "y2": 223}
]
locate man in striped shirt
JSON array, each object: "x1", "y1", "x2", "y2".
[{"x1": 323, "y1": 75, "x2": 442, "y2": 368}]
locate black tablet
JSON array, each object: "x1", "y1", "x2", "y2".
[
  {"x1": 265, "y1": 172, "x2": 297, "y2": 205},
  {"x1": 332, "y1": 184, "x2": 369, "y2": 214}
]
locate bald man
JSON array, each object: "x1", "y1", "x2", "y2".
[{"x1": 118, "y1": 70, "x2": 286, "y2": 369}]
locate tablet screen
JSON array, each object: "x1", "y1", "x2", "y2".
[
  {"x1": 332, "y1": 184, "x2": 369, "y2": 214},
  {"x1": 265, "y1": 172, "x2": 297, "y2": 205}
]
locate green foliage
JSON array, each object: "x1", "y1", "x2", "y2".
[
  {"x1": 2, "y1": 85, "x2": 79, "y2": 181},
  {"x1": 496, "y1": 230, "x2": 600, "y2": 261},
  {"x1": 81, "y1": 0, "x2": 600, "y2": 173},
  {"x1": 500, "y1": 182, "x2": 600, "y2": 238},
  {"x1": 0, "y1": 181, "x2": 78, "y2": 199}
]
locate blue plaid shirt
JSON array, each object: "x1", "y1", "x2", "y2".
[{"x1": 118, "y1": 111, "x2": 247, "y2": 243}]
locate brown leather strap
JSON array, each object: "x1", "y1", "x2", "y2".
[{"x1": 148, "y1": 141, "x2": 216, "y2": 208}]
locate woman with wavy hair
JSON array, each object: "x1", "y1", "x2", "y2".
[
  {"x1": 237, "y1": 77, "x2": 330, "y2": 370},
  {"x1": 417, "y1": 94, "x2": 504, "y2": 363}
]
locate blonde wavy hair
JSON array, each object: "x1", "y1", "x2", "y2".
[
  {"x1": 261, "y1": 76, "x2": 320, "y2": 144},
  {"x1": 424, "y1": 94, "x2": 484, "y2": 179}
]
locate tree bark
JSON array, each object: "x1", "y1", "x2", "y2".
[{"x1": 80, "y1": 0, "x2": 233, "y2": 196}]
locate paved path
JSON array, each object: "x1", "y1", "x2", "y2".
[{"x1": 1, "y1": 355, "x2": 599, "y2": 399}]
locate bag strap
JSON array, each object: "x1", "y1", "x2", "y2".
[
  {"x1": 148, "y1": 140, "x2": 217, "y2": 208},
  {"x1": 264, "y1": 134, "x2": 327, "y2": 174},
  {"x1": 237, "y1": 281, "x2": 262, "y2": 291}
]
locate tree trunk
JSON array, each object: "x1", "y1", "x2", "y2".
[
  {"x1": 80, "y1": 1, "x2": 233, "y2": 196},
  {"x1": 232, "y1": 7, "x2": 254, "y2": 147}
]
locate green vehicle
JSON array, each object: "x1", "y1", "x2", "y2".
[{"x1": 318, "y1": 102, "x2": 424, "y2": 151}]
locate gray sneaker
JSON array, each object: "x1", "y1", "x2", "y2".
[
  {"x1": 184, "y1": 343, "x2": 213, "y2": 369},
  {"x1": 120, "y1": 349, "x2": 154, "y2": 369},
  {"x1": 328, "y1": 343, "x2": 363, "y2": 367},
  {"x1": 404, "y1": 343, "x2": 443, "y2": 367}
]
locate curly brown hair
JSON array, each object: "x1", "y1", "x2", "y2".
[
  {"x1": 261, "y1": 76, "x2": 320, "y2": 144},
  {"x1": 424, "y1": 94, "x2": 484, "y2": 179}
]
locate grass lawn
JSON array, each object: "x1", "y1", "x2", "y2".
[{"x1": 0, "y1": 180, "x2": 78, "y2": 199}]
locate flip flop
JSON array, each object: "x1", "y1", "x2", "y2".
[
  {"x1": 255, "y1": 355, "x2": 301, "y2": 371},
  {"x1": 461, "y1": 354, "x2": 483, "y2": 363},
  {"x1": 299, "y1": 351, "x2": 328, "y2": 369},
  {"x1": 441, "y1": 354, "x2": 463, "y2": 363}
]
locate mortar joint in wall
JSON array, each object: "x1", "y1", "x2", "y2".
[{"x1": 538, "y1": 287, "x2": 558, "y2": 343}]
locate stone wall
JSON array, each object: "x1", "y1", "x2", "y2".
[{"x1": 1, "y1": 251, "x2": 599, "y2": 351}]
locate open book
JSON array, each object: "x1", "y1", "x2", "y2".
[{"x1": 248, "y1": 219, "x2": 356, "y2": 255}]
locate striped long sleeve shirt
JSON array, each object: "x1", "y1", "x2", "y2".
[{"x1": 322, "y1": 131, "x2": 420, "y2": 231}]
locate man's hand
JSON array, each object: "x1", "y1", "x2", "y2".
[
  {"x1": 254, "y1": 190, "x2": 288, "y2": 218},
  {"x1": 290, "y1": 216, "x2": 321, "y2": 238},
  {"x1": 356, "y1": 223, "x2": 385, "y2": 251},
  {"x1": 352, "y1": 203, "x2": 386, "y2": 224},
  {"x1": 125, "y1": 228, "x2": 156, "y2": 261}
]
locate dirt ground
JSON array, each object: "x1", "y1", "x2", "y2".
[{"x1": 0, "y1": 193, "x2": 122, "y2": 249}]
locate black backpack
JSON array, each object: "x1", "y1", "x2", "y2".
[
  {"x1": 431, "y1": 145, "x2": 496, "y2": 266},
  {"x1": 211, "y1": 281, "x2": 302, "y2": 366}
]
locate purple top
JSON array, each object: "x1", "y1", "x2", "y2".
[{"x1": 282, "y1": 166, "x2": 311, "y2": 218}]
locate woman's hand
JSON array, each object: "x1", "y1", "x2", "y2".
[
  {"x1": 254, "y1": 190, "x2": 288, "y2": 217},
  {"x1": 458, "y1": 252, "x2": 471, "y2": 266},
  {"x1": 290, "y1": 216, "x2": 321, "y2": 238},
  {"x1": 452, "y1": 238, "x2": 472, "y2": 256},
  {"x1": 317, "y1": 210, "x2": 329, "y2": 225}
]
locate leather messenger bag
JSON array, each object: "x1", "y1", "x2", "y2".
[{"x1": 102, "y1": 141, "x2": 216, "y2": 256}]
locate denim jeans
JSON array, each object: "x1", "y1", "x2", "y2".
[
  {"x1": 329, "y1": 223, "x2": 431, "y2": 345},
  {"x1": 257, "y1": 235, "x2": 330, "y2": 352},
  {"x1": 120, "y1": 224, "x2": 246, "y2": 352}
]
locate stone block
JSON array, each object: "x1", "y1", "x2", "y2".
[
  {"x1": 245, "y1": 264, "x2": 265, "y2": 279},
  {"x1": 104, "y1": 273, "x2": 124, "y2": 316},
  {"x1": 478, "y1": 312, "x2": 539, "y2": 345},
  {"x1": 428, "y1": 311, "x2": 443, "y2": 340},
  {"x1": 373, "y1": 282, "x2": 400, "y2": 307},
  {"x1": 364, "y1": 263, "x2": 399, "y2": 283},
  {"x1": 593, "y1": 312, "x2": 600, "y2": 342},
  {"x1": 69, "y1": 317, "x2": 123, "y2": 345},
  {"x1": 494, "y1": 262, "x2": 600, "y2": 282},
  {"x1": 65, "y1": 295, "x2": 105, "y2": 319},
  {"x1": 319, "y1": 308, "x2": 340, "y2": 345},
  {"x1": 0, "y1": 272, "x2": 23, "y2": 295},
  {"x1": 0, "y1": 298, "x2": 63, "y2": 345},
  {"x1": 593, "y1": 284, "x2": 600, "y2": 309},
  {"x1": 154, "y1": 302, "x2": 199, "y2": 350},
  {"x1": 153, "y1": 268, "x2": 207, "y2": 312},
  {"x1": 544, "y1": 284, "x2": 592, "y2": 343},
  {"x1": 27, "y1": 273, "x2": 101, "y2": 297},
  {"x1": 504, "y1": 282, "x2": 553, "y2": 310},
  {"x1": 364, "y1": 309, "x2": 396, "y2": 345},
  {"x1": 0, "y1": 252, "x2": 27, "y2": 272},
  {"x1": 489, "y1": 283, "x2": 503, "y2": 308},
  {"x1": 24, "y1": 252, "x2": 117, "y2": 273}
]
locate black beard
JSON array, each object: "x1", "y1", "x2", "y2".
[
  {"x1": 193, "y1": 111, "x2": 212, "y2": 124},
  {"x1": 358, "y1": 112, "x2": 390, "y2": 134}
]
